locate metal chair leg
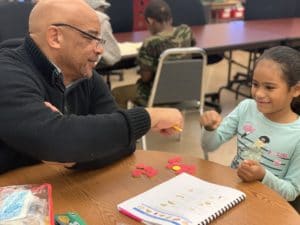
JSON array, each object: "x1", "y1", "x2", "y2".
[
  {"x1": 141, "y1": 135, "x2": 147, "y2": 150},
  {"x1": 203, "y1": 151, "x2": 209, "y2": 160},
  {"x1": 176, "y1": 110, "x2": 186, "y2": 141}
]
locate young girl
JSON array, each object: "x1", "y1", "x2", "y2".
[{"x1": 200, "y1": 46, "x2": 300, "y2": 202}]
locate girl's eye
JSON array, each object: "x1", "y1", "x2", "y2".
[{"x1": 265, "y1": 85, "x2": 275, "y2": 90}]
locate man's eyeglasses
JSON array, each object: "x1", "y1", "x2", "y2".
[{"x1": 52, "y1": 23, "x2": 106, "y2": 47}]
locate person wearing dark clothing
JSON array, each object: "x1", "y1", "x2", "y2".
[{"x1": 0, "y1": 0, "x2": 183, "y2": 174}]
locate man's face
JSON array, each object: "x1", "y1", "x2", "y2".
[{"x1": 57, "y1": 19, "x2": 104, "y2": 81}]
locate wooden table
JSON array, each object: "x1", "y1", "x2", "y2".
[
  {"x1": 0, "y1": 150, "x2": 299, "y2": 225},
  {"x1": 242, "y1": 18, "x2": 300, "y2": 48}
]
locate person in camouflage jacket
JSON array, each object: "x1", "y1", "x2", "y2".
[{"x1": 112, "y1": 0, "x2": 195, "y2": 108}]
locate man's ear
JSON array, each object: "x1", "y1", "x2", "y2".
[
  {"x1": 146, "y1": 17, "x2": 154, "y2": 25},
  {"x1": 46, "y1": 26, "x2": 61, "y2": 49}
]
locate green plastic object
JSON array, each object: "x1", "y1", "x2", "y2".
[{"x1": 55, "y1": 212, "x2": 87, "y2": 225}]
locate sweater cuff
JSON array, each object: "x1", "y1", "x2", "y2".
[
  {"x1": 201, "y1": 129, "x2": 218, "y2": 152},
  {"x1": 118, "y1": 107, "x2": 151, "y2": 141},
  {"x1": 262, "y1": 169, "x2": 273, "y2": 186}
]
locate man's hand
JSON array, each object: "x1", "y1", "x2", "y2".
[
  {"x1": 138, "y1": 67, "x2": 153, "y2": 82},
  {"x1": 42, "y1": 160, "x2": 76, "y2": 168},
  {"x1": 44, "y1": 101, "x2": 62, "y2": 114},
  {"x1": 199, "y1": 110, "x2": 222, "y2": 131},
  {"x1": 237, "y1": 160, "x2": 266, "y2": 182},
  {"x1": 146, "y1": 107, "x2": 183, "y2": 136}
]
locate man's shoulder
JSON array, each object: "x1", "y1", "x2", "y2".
[
  {"x1": 0, "y1": 47, "x2": 40, "y2": 86},
  {"x1": 0, "y1": 47, "x2": 25, "y2": 69},
  {"x1": 0, "y1": 47, "x2": 18, "y2": 59}
]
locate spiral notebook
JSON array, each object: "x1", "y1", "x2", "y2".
[{"x1": 118, "y1": 173, "x2": 246, "y2": 225}]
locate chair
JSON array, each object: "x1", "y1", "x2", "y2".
[
  {"x1": 0, "y1": 2, "x2": 33, "y2": 43},
  {"x1": 164, "y1": 0, "x2": 222, "y2": 112},
  {"x1": 147, "y1": 47, "x2": 206, "y2": 108},
  {"x1": 140, "y1": 47, "x2": 207, "y2": 153}
]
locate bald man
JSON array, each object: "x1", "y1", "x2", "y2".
[{"x1": 0, "y1": 0, "x2": 183, "y2": 174}]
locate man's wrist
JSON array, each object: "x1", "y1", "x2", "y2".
[{"x1": 145, "y1": 108, "x2": 155, "y2": 128}]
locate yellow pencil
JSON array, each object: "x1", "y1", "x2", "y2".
[{"x1": 172, "y1": 125, "x2": 183, "y2": 132}]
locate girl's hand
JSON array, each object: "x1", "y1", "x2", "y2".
[
  {"x1": 237, "y1": 160, "x2": 266, "y2": 182},
  {"x1": 199, "y1": 110, "x2": 222, "y2": 131}
]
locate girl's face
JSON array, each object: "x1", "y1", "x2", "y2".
[{"x1": 251, "y1": 59, "x2": 300, "y2": 122}]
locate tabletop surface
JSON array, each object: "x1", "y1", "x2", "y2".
[{"x1": 0, "y1": 150, "x2": 299, "y2": 225}]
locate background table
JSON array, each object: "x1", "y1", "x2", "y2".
[
  {"x1": 115, "y1": 19, "x2": 289, "y2": 55},
  {"x1": 0, "y1": 150, "x2": 299, "y2": 225}
]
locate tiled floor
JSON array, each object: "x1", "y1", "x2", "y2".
[{"x1": 111, "y1": 50, "x2": 249, "y2": 166}]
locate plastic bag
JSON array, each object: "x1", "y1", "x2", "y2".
[{"x1": 0, "y1": 183, "x2": 54, "y2": 225}]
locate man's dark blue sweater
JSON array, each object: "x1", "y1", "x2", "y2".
[{"x1": 0, "y1": 35, "x2": 150, "y2": 174}]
